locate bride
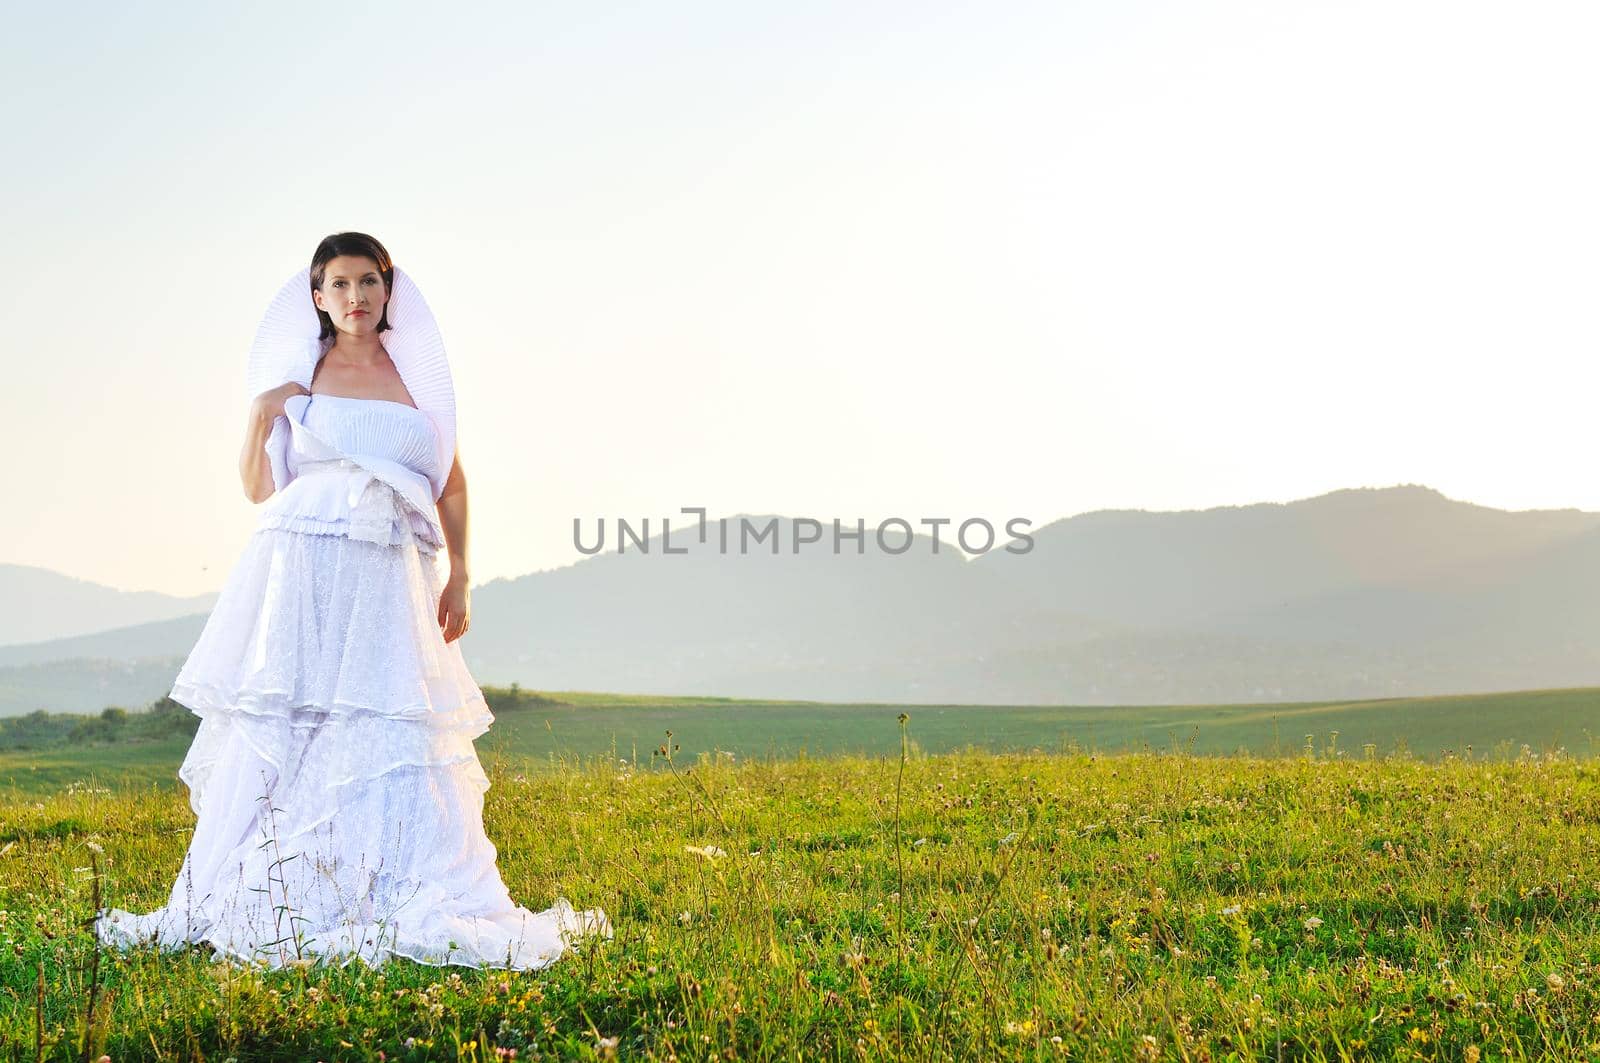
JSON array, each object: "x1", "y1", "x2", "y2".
[{"x1": 94, "y1": 232, "x2": 611, "y2": 970}]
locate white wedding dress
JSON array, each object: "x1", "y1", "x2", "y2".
[{"x1": 95, "y1": 393, "x2": 610, "y2": 970}]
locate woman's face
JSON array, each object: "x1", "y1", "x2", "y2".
[{"x1": 313, "y1": 254, "x2": 389, "y2": 337}]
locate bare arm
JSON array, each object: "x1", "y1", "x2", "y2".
[
  {"x1": 435, "y1": 448, "x2": 471, "y2": 642},
  {"x1": 240, "y1": 383, "x2": 309, "y2": 504}
]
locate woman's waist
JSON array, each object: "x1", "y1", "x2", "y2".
[
  {"x1": 288, "y1": 449, "x2": 434, "y2": 489},
  {"x1": 253, "y1": 511, "x2": 440, "y2": 553},
  {"x1": 261, "y1": 458, "x2": 443, "y2": 547}
]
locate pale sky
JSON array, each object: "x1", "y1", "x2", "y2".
[{"x1": 2, "y1": 1, "x2": 1596, "y2": 596}]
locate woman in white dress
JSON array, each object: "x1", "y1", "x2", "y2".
[{"x1": 95, "y1": 232, "x2": 610, "y2": 970}]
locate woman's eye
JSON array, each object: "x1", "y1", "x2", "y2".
[
  {"x1": 333, "y1": 280, "x2": 345, "y2": 287},
  {"x1": 363, "y1": 277, "x2": 379, "y2": 284}
]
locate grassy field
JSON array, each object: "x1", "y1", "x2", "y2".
[
  {"x1": 461, "y1": 685, "x2": 1600, "y2": 768},
  {"x1": 8, "y1": 690, "x2": 1600, "y2": 1058},
  {"x1": 7, "y1": 684, "x2": 1600, "y2": 803}
]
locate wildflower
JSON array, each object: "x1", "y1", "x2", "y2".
[
  {"x1": 1220, "y1": 905, "x2": 1241, "y2": 917},
  {"x1": 85, "y1": 841, "x2": 104, "y2": 855},
  {"x1": 999, "y1": 832, "x2": 1020, "y2": 846},
  {"x1": 1303, "y1": 916, "x2": 1323, "y2": 930},
  {"x1": 683, "y1": 845, "x2": 727, "y2": 860},
  {"x1": 1547, "y1": 972, "x2": 1566, "y2": 992}
]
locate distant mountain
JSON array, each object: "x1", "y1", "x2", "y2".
[
  {"x1": 0, "y1": 564, "x2": 216, "y2": 648},
  {"x1": 459, "y1": 511, "x2": 1104, "y2": 701},
  {"x1": 7, "y1": 485, "x2": 1600, "y2": 715},
  {"x1": 975, "y1": 484, "x2": 1600, "y2": 630},
  {"x1": 0, "y1": 654, "x2": 191, "y2": 717},
  {"x1": 0, "y1": 613, "x2": 211, "y2": 716},
  {"x1": 0, "y1": 613, "x2": 210, "y2": 669}
]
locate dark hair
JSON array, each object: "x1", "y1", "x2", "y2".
[{"x1": 309, "y1": 232, "x2": 396, "y2": 342}]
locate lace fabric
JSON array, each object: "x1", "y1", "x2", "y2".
[
  {"x1": 95, "y1": 522, "x2": 611, "y2": 969},
  {"x1": 170, "y1": 528, "x2": 454, "y2": 726}
]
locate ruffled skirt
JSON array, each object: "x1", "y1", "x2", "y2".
[{"x1": 94, "y1": 527, "x2": 610, "y2": 970}]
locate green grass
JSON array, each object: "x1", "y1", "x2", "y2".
[
  {"x1": 470, "y1": 684, "x2": 1600, "y2": 770},
  {"x1": 0, "y1": 737, "x2": 194, "y2": 804},
  {"x1": 9, "y1": 714, "x2": 1600, "y2": 1058},
  {"x1": 9, "y1": 684, "x2": 1600, "y2": 806},
  {"x1": 9, "y1": 689, "x2": 1600, "y2": 1058}
]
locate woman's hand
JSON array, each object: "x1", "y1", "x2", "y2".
[
  {"x1": 240, "y1": 381, "x2": 311, "y2": 504},
  {"x1": 438, "y1": 568, "x2": 471, "y2": 643},
  {"x1": 251, "y1": 380, "x2": 310, "y2": 423}
]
